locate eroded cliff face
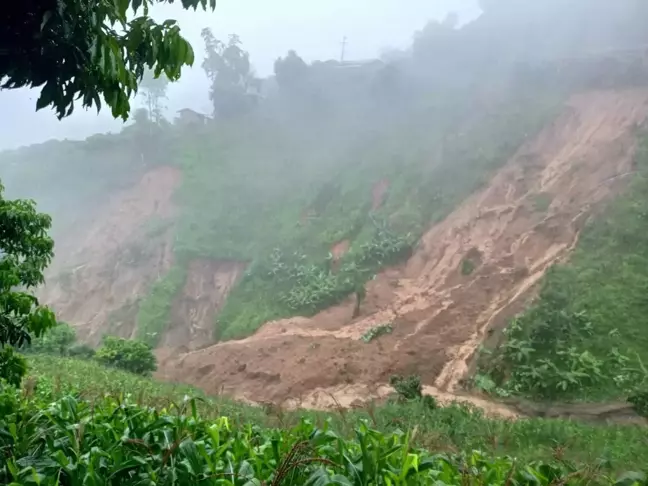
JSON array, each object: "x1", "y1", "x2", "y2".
[
  {"x1": 161, "y1": 260, "x2": 247, "y2": 351},
  {"x1": 40, "y1": 166, "x2": 180, "y2": 344}
]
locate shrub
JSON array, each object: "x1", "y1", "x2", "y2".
[
  {"x1": 0, "y1": 346, "x2": 27, "y2": 387},
  {"x1": 95, "y1": 336, "x2": 157, "y2": 376},
  {"x1": 67, "y1": 344, "x2": 96, "y2": 359},
  {"x1": 628, "y1": 391, "x2": 648, "y2": 418},
  {"x1": 390, "y1": 374, "x2": 423, "y2": 400},
  {"x1": 361, "y1": 323, "x2": 393, "y2": 343},
  {"x1": 26, "y1": 322, "x2": 77, "y2": 355}
]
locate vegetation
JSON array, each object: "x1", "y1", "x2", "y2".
[
  {"x1": 3, "y1": 354, "x2": 647, "y2": 481},
  {"x1": 167, "y1": 89, "x2": 560, "y2": 341},
  {"x1": 0, "y1": 347, "x2": 27, "y2": 388},
  {"x1": 139, "y1": 70, "x2": 170, "y2": 125},
  {"x1": 362, "y1": 323, "x2": 393, "y2": 343},
  {"x1": 479, "y1": 134, "x2": 648, "y2": 402},
  {"x1": 3, "y1": 388, "x2": 646, "y2": 485},
  {"x1": 2, "y1": 0, "x2": 214, "y2": 118},
  {"x1": 0, "y1": 182, "x2": 56, "y2": 386},
  {"x1": 95, "y1": 335, "x2": 157, "y2": 376},
  {"x1": 136, "y1": 264, "x2": 187, "y2": 347},
  {"x1": 5, "y1": 2, "x2": 648, "y2": 479},
  {"x1": 460, "y1": 258, "x2": 476, "y2": 276},
  {"x1": 25, "y1": 322, "x2": 76, "y2": 355}
]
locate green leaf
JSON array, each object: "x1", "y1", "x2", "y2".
[{"x1": 40, "y1": 11, "x2": 53, "y2": 32}]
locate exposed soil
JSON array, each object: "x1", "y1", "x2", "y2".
[
  {"x1": 372, "y1": 179, "x2": 390, "y2": 210},
  {"x1": 39, "y1": 166, "x2": 180, "y2": 344},
  {"x1": 330, "y1": 239, "x2": 350, "y2": 272},
  {"x1": 162, "y1": 260, "x2": 247, "y2": 350},
  {"x1": 156, "y1": 89, "x2": 648, "y2": 417}
]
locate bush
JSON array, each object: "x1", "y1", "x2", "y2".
[
  {"x1": 26, "y1": 322, "x2": 77, "y2": 355},
  {"x1": 95, "y1": 336, "x2": 157, "y2": 376},
  {"x1": 67, "y1": 344, "x2": 96, "y2": 359},
  {"x1": 390, "y1": 374, "x2": 423, "y2": 400},
  {"x1": 0, "y1": 346, "x2": 27, "y2": 387},
  {"x1": 628, "y1": 391, "x2": 648, "y2": 418}
]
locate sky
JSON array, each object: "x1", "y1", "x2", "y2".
[{"x1": 0, "y1": 0, "x2": 480, "y2": 150}]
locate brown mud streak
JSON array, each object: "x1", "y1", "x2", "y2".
[
  {"x1": 162, "y1": 260, "x2": 247, "y2": 350},
  {"x1": 155, "y1": 89, "x2": 648, "y2": 417},
  {"x1": 39, "y1": 166, "x2": 181, "y2": 345}
]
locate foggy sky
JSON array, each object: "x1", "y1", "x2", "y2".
[{"x1": 0, "y1": 0, "x2": 479, "y2": 150}]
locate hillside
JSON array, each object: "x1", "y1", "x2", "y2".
[
  {"x1": 154, "y1": 89, "x2": 648, "y2": 410},
  {"x1": 3, "y1": 0, "x2": 648, "y2": 418},
  {"x1": 9, "y1": 2, "x2": 648, "y2": 483}
]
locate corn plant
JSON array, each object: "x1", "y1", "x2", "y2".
[{"x1": 1, "y1": 388, "x2": 642, "y2": 485}]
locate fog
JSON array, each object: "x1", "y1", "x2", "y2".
[
  {"x1": 0, "y1": 0, "x2": 480, "y2": 150},
  {"x1": 2, "y1": 0, "x2": 648, "y2": 257}
]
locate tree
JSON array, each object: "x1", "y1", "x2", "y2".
[
  {"x1": 1, "y1": 0, "x2": 215, "y2": 120},
  {"x1": 274, "y1": 50, "x2": 310, "y2": 93},
  {"x1": 201, "y1": 29, "x2": 258, "y2": 118},
  {"x1": 139, "y1": 70, "x2": 169, "y2": 125},
  {"x1": 0, "y1": 183, "x2": 56, "y2": 385}
]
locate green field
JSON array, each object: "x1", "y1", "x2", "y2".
[{"x1": 23, "y1": 354, "x2": 648, "y2": 473}]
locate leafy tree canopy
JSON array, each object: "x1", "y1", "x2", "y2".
[
  {"x1": 274, "y1": 50, "x2": 309, "y2": 92},
  {"x1": 0, "y1": 182, "x2": 56, "y2": 385},
  {"x1": 201, "y1": 29, "x2": 258, "y2": 117},
  {"x1": 0, "y1": 183, "x2": 56, "y2": 350},
  {"x1": 1, "y1": 0, "x2": 215, "y2": 120}
]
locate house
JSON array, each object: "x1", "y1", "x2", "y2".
[{"x1": 175, "y1": 109, "x2": 210, "y2": 127}]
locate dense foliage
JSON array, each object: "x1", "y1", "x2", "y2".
[
  {"x1": 5, "y1": 354, "x2": 648, "y2": 486},
  {"x1": 3, "y1": 390, "x2": 646, "y2": 485},
  {"x1": 95, "y1": 335, "x2": 157, "y2": 376},
  {"x1": 16, "y1": 355, "x2": 648, "y2": 472},
  {"x1": 479, "y1": 134, "x2": 648, "y2": 402},
  {"x1": 25, "y1": 322, "x2": 76, "y2": 355},
  {"x1": 1, "y1": 0, "x2": 214, "y2": 119},
  {"x1": 0, "y1": 182, "x2": 56, "y2": 386}
]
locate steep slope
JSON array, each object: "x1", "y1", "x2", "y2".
[
  {"x1": 39, "y1": 166, "x2": 180, "y2": 344},
  {"x1": 156, "y1": 89, "x2": 648, "y2": 409}
]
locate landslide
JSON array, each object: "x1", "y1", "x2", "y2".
[
  {"x1": 156, "y1": 89, "x2": 648, "y2": 415},
  {"x1": 39, "y1": 166, "x2": 180, "y2": 344}
]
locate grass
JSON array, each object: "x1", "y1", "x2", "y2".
[
  {"x1": 23, "y1": 354, "x2": 648, "y2": 472},
  {"x1": 479, "y1": 133, "x2": 648, "y2": 402}
]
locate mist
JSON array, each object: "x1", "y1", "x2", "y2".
[
  {"x1": 3, "y1": 0, "x2": 648, "y2": 347},
  {"x1": 0, "y1": 0, "x2": 480, "y2": 150}
]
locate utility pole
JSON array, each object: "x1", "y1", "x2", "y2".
[{"x1": 340, "y1": 36, "x2": 347, "y2": 62}]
